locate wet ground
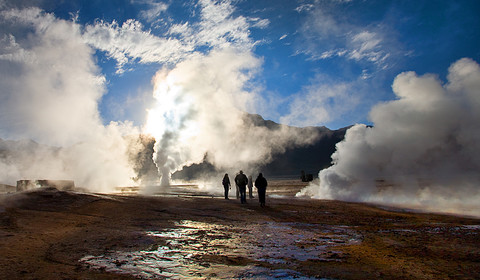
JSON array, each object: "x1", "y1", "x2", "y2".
[
  {"x1": 80, "y1": 220, "x2": 360, "y2": 279},
  {"x1": 1, "y1": 181, "x2": 480, "y2": 279}
]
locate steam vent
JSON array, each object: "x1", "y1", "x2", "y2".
[{"x1": 16, "y1": 180, "x2": 75, "y2": 192}]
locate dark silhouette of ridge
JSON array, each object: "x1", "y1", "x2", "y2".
[
  {"x1": 173, "y1": 114, "x2": 350, "y2": 180},
  {"x1": 0, "y1": 114, "x2": 350, "y2": 184}
]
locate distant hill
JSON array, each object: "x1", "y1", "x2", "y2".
[{"x1": 173, "y1": 114, "x2": 349, "y2": 180}]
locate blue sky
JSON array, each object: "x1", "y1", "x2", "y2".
[{"x1": 1, "y1": 0, "x2": 480, "y2": 130}]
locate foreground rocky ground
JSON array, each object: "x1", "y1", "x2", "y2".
[{"x1": 1, "y1": 180, "x2": 480, "y2": 279}]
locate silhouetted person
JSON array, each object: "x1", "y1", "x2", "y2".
[
  {"x1": 234, "y1": 172, "x2": 240, "y2": 199},
  {"x1": 222, "y1": 173, "x2": 231, "y2": 199},
  {"x1": 234, "y1": 170, "x2": 248, "y2": 204},
  {"x1": 235, "y1": 180, "x2": 240, "y2": 199},
  {"x1": 301, "y1": 170, "x2": 307, "y2": 182},
  {"x1": 255, "y1": 173, "x2": 268, "y2": 207},
  {"x1": 248, "y1": 175, "x2": 254, "y2": 198}
]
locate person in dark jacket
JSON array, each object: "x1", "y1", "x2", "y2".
[
  {"x1": 234, "y1": 170, "x2": 248, "y2": 204},
  {"x1": 248, "y1": 175, "x2": 254, "y2": 198},
  {"x1": 254, "y1": 173, "x2": 268, "y2": 207},
  {"x1": 222, "y1": 173, "x2": 231, "y2": 199}
]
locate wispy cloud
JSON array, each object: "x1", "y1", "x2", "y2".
[
  {"x1": 280, "y1": 76, "x2": 361, "y2": 127},
  {"x1": 348, "y1": 31, "x2": 388, "y2": 64},
  {"x1": 295, "y1": 3, "x2": 314, "y2": 13},
  {"x1": 83, "y1": 0, "x2": 256, "y2": 73},
  {"x1": 192, "y1": 0, "x2": 254, "y2": 50},
  {"x1": 83, "y1": 19, "x2": 191, "y2": 74},
  {"x1": 282, "y1": 1, "x2": 400, "y2": 127},
  {"x1": 250, "y1": 17, "x2": 270, "y2": 29},
  {"x1": 296, "y1": 2, "x2": 394, "y2": 69},
  {"x1": 135, "y1": 0, "x2": 169, "y2": 22}
]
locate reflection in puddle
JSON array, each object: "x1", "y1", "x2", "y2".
[
  {"x1": 80, "y1": 220, "x2": 361, "y2": 279},
  {"x1": 378, "y1": 224, "x2": 480, "y2": 235}
]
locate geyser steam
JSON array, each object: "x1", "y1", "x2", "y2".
[
  {"x1": 144, "y1": 49, "x2": 319, "y2": 187},
  {"x1": 0, "y1": 8, "x2": 138, "y2": 191},
  {"x1": 298, "y1": 58, "x2": 480, "y2": 216}
]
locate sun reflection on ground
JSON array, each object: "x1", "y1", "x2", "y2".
[{"x1": 80, "y1": 220, "x2": 361, "y2": 279}]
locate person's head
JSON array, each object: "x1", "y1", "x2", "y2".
[
  {"x1": 239, "y1": 170, "x2": 243, "y2": 174},
  {"x1": 259, "y1": 173, "x2": 263, "y2": 177},
  {"x1": 224, "y1": 173, "x2": 228, "y2": 177}
]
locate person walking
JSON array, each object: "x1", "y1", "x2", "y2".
[
  {"x1": 234, "y1": 170, "x2": 248, "y2": 204},
  {"x1": 255, "y1": 173, "x2": 268, "y2": 207},
  {"x1": 235, "y1": 173, "x2": 240, "y2": 199},
  {"x1": 222, "y1": 173, "x2": 231, "y2": 199},
  {"x1": 248, "y1": 175, "x2": 254, "y2": 198}
]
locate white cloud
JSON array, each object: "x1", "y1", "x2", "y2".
[
  {"x1": 83, "y1": 19, "x2": 192, "y2": 74},
  {"x1": 297, "y1": 3, "x2": 394, "y2": 69},
  {"x1": 348, "y1": 31, "x2": 388, "y2": 63},
  {"x1": 298, "y1": 58, "x2": 480, "y2": 217},
  {"x1": 137, "y1": 0, "x2": 169, "y2": 22},
  {"x1": 250, "y1": 17, "x2": 270, "y2": 29},
  {"x1": 193, "y1": 0, "x2": 254, "y2": 50},
  {"x1": 83, "y1": 0, "x2": 256, "y2": 73},
  {"x1": 280, "y1": 76, "x2": 361, "y2": 127},
  {"x1": 295, "y1": 4, "x2": 314, "y2": 13}
]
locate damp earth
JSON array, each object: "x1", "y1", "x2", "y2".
[{"x1": 1, "y1": 180, "x2": 480, "y2": 279}]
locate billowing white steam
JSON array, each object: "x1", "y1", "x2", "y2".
[
  {"x1": 298, "y1": 58, "x2": 480, "y2": 216},
  {"x1": 0, "y1": 4, "x2": 320, "y2": 193},
  {"x1": 0, "y1": 8, "x2": 138, "y2": 191},
  {"x1": 140, "y1": 0, "x2": 321, "y2": 188},
  {"x1": 144, "y1": 48, "x2": 319, "y2": 187}
]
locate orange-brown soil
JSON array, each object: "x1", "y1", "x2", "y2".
[{"x1": 1, "y1": 180, "x2": 479, "y2": 279}]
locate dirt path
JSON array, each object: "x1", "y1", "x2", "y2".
[{"x1": 1, "y1": 184, "x2": 480, "y2": 279}]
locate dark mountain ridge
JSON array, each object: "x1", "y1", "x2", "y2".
[
  {"x1": 0, "y1": 114, "x2": 350, "y2": 184},
  {"x1": 173, "y1": 114, "x2": 350, "y2": 180}
]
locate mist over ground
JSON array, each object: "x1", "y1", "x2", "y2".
[{"x1": 298, "y1": 58, "x2": 480, "y2": 216}]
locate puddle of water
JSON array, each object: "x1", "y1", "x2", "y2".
[
  {"x1": 462, "y1": 225, "x2": 480, "y2": 230},
  {"x1": 378, "y1": 224, "x2": 480, "y2": 235},
  {"x1": 80, "y1": 220, "x2": 360, "y2": 279}
]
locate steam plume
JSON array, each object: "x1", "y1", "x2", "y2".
[
  {"x1": 144, "y1": 48, "x2": 320, "y2": 187},
  {"x1": 298, "y1": 58, "x2": 480, "y2": 216},
  {"x1": 0, "y1": 8, "x2": 138, "y2": 191}
]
